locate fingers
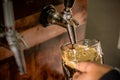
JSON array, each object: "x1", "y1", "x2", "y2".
[
  {"x1": 76, "y1": 61, "x2": 112, "y2": 73},
  {"x1": 73, "y1": 72, "x2": 82, "y2": 80},
  {"x1": 75, "y1": 62, "x2": 96, "y2": 72},
  {"x1": 73, "y1": 62, "x2": 113, "y2": 80}
]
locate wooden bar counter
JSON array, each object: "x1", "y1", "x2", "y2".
[{"x1": 0, "y1": 0, "x2": 87, "y2": 80}]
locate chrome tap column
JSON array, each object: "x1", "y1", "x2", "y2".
[{"x1": 2, "y1": 0, "x2": 27, "y2": 75}]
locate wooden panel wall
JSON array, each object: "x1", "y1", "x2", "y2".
[{"x1": 0, "y1": 0, "x2": 87, "y2": 80}]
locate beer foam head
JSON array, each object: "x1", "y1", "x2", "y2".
[{"x1": 62, "y1": 44, "x2": 101, "y2": 69}]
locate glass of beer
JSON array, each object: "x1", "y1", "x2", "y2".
[{"x1": 61, "y1": 39, "x2": 103, "y2": 80}]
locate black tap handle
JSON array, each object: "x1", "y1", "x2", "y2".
[{"x1": 64, "y1": 0, "x2": 75, "y2": 9}]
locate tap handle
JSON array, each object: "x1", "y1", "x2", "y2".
[
  {"x1": 2, "y1": 0, "x2": 27, "y2": 74},
  {"x1": 64, "y1": 0, "x2": 75, "y2": 9}
]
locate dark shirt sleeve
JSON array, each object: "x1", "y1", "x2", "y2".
[{"x1": 100, "y1": 68, "x2": 120, "y2": 80}]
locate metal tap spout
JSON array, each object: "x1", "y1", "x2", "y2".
[
  {"x1": 39, "y1": 0, "x2": 78, "y2": 44},
  {"x1": 39, "y1": 5, "x2": 67, "y2": 27}
]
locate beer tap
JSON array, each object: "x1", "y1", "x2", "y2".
[
  {"x1": 2, "y1": 0, "x2": 28, "y2": 75},
  {"x1": 40, "y1": 0, "x2": 79, "y2": 44}
]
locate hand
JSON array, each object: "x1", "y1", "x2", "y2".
[{"x1": 73, "y1": 62, "x2": 112, "y2": 80}]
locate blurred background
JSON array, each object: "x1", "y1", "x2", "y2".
[{"x1": 86, "y1": 0, "x2": 120, "y2": 68}]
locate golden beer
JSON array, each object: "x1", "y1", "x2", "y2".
[{"x1": 61, "y1": 39, "x2": 103, "y2": 80}]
